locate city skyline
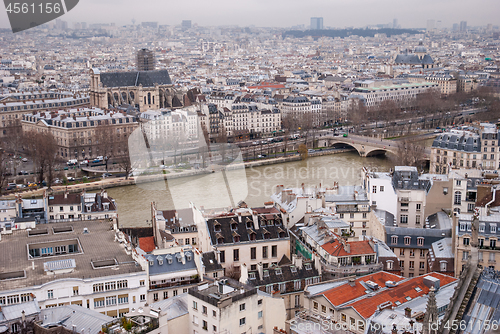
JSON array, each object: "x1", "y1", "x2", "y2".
[{"x1": 0, "y1": 0, "x2": 499, "y2": 31}]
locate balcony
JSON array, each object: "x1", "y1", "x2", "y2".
[
  {"x1": 150, "y1": 277, "x2": 200, "y2": 290},
  {"x1": 322, "y1": 260, "x2": 383, "y2": 276}
]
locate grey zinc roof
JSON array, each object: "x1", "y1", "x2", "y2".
[
  {"x1": 147, "y1": 251, "x2": 197, "y2": 276},
  {"x1": 150, "y1": 293, "x2": 188, "y2": 321},
  {"x1": 1, "y1": 299, "x2": 39, "y2": 321},
  {"x1": 432, "y1": 132, "x2": 480, "y2": 152},
  {"x1": 39, "y1": 305, "x2": 112, "y2": 334},
  {"x1": 431, "y1": 237, "x2": 453, "y2": 258},
  {"x1": 100, "y1": 69, "x2": 172, "y2": 88}
]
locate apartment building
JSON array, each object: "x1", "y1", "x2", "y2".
[
  {"x1": 298, "y1": 222, "x2": 399, "y2": 279},
  {"x1": 139, "y1": 247, "x2": 202, "y2": 305},
  {"x1": 187, "y1": 278, "x2": 286, "y2": 333},
  {"x1": 22, "y1": 108, "x2": 138, "y2": 160},
  {"x1": 431, "y1": 124, "x2": 500, "y2": 173},
  {"x1": 455, "y1": 185, "x2": 500, "y2": 275},
  {"x1": 139, "y1": 107, "x2": 199, "y2": 143},
  {"x1": 386, "y1": 211, "x2": 452, "y2": 278},
  {"x1": 352, "y1": 80, "x2": 439, "y2": 108},
  {"x1": 365, "y1": 167, "x2": 430, "y2": 228},
  {"x1": 0, "y1": 90, "x2": 90, "y2": 138},
  {"x1": 430, "y1": 130, "x2": 481, "y2": 174},
  {"x1": 0, "y1": 220, "x2": 147, "y2": 318},
  {"x1": 240, "y1": 255, "x2": 321, "y2": 320},
  {"x1": 47, "y1": 190, "x2": 117, "y2": 222},
  {"x1": 200, "y1": 207, "x2": 290, "y2": 274},
  {"x1": 151, "y1": 203, "x2": 199, "y2": 248}
]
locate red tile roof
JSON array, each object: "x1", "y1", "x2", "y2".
[
  {"x1": 345, "y1": 272, "x2": 457, "y2": 319},
  {"x1": 139, "y1": 236, "x2": 155, "y2": 253},
  {"x1": 323, "y1": 271, "x2": 405, "y2": 306},
  {"x1": 321, "y1": 239, "x2": 375, "y2": 257}
]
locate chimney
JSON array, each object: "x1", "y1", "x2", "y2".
[
  {"x1": 21, "y1": 310, "x2": 25, "y2": 323},
  {"x1": 344, "y1": 242, "x2": 351, "y2": 254},
  {"x1": 348, "y1": 278, "x2": 356, "y2": 287},
  {"x1": 392, "y1": 324, "x2": 398, "y2": 334},
  {"x1": 64, "y1": 190, "x2": 68, "y2": 199},
  {"x1": 292, "y1": 254, "x2": 303, "y2": 269},
  {"x1": 405, "y1": 307, "x2": 411, "y2": 318},
  {"x1": 257, "y1": 262, "x2": 263, "y2": 280},
  {"x1": 181, "y1": 248, "x2": 185, "y2": 264},
  {"x1": 239, "y1": 263, "x2": 248, "y2": 284},
  {"x1": 237, "y1": 212, "x2": 242, "y2": 223}
]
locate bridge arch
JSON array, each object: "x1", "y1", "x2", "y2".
[
  {"x1": 330, "y1": 141, "x2": 362, "y2": 156},
  {"x1": 365, "y1": 148, "x2": 389, "y2": 157}
]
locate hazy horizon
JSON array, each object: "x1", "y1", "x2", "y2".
[{"x1": 0, "y1": 0, "x2": 499, "y2": 31}]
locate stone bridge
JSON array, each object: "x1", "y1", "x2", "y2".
[{"x1": 317, "y1": 134, "x2": 431, "y2": 159}]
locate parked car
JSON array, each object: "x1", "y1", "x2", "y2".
[
  {"x1": 53, "y1": 178, "x2": 62, "y2": 184},
  {"x1": 18, "y1": 170, "x2": 29, "y2": 175},
  {"x1": 67, "y1": 177, "x2": 75, "y2": 182},
  {"x1": 67, "y1": 159, "x2": 78, "y2": 166},
  {"x1": 103, "y1": 173, "x2": 113, "y2": 178},
  {"x1": 22, "y1": 158, "x2": 28, "y2": 162}
]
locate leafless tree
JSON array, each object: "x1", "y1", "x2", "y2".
[
  {"x1": 0, "y1": 149, "x2": 9, "y2": 194},
  {"x1": 23, "y1": 131, "x2": 58, "y2": 186},
  {"x1": 394, "y1": 140, "x2": 426, "y2": 168}
]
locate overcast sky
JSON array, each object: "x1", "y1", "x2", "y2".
[{"x1": 0, "y1": 0, "x2": 499, "y2": 31}]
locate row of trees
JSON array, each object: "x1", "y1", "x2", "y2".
[
  {"x1": 0, "y1": 123, "x2": 136, "y2": 193},
  {"x1": 348, "y1": 86, "x2": 500, "y2": 131}
]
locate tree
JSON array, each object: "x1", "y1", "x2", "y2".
[
  {"x1": 116, "y1": 150, "x2": 138, "y2": 180},
  {"x1": 0, "y1": 149, "x2": 9, "y2": 194},
  {"x1": 298, "y1": 144, "x2": 308, "y2": 160},
  {"x1": 23, "y1": 131, "x2": 58, "y2": 186},
  {"x1": 394, "y1": 140, "x2": 425, "y2": 168}
]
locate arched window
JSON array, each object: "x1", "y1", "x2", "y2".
[{"x1": 148, "y1": 92, "x2": 151, "y2": 105}]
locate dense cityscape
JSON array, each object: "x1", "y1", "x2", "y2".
[{"x1": 0, "y1": 11, "x2": 499, "y2": 334}]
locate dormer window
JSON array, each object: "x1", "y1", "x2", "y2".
[
  {"x1": 263, "y1": 229, "x2": 271, "y2": 240},
  {"x1": 305, "y1": 263, "x2": 312, "y2": 270},
  {"x1": 246, "y1": 221, "x2": 253, "y2": 229},
  {"x1": 176, "y1": 254, "x2": 182, "y2": 263},
  {"x1": 233, "y1": 235, "x2": 240, "y2": 243},
  {"x1": 263, "y1": 270, "x2": 270, "y2": 278},
  {"x1": 166, "y1": 255, "x2": 173, "y2": 264},
  {"x1": 214, "y1": 220, "x2": 221, "y2": 232},
  {"x1": 149, "y1": 259, "x2": 154, "y2": 266},
  {"x1": 249, "y1": 230, "x2": 256, "y2": 241},
  {"x1": 275, "y1": 268, "x2": 282, "y2": 275},
  {"x1": 186, "y1": 252, "x2": 192, "y2": 261},
  {"x1": 231, "y1": 222, "x2": 238, "y2": 231},
  {"x1": 290, "y1": 266, "x2": 297, "y2": 273},
  {"x1": 249, "y1": 272, "x2": 256, "y2": 280}
]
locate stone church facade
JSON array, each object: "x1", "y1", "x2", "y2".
[{"x1": 89, "y1": 68, "x2": 184, "y2": 112}]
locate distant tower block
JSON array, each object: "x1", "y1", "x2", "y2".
[{"x1": 137, "y1": 48, "x2": 155, "y2": 71}]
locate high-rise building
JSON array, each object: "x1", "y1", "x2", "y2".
[
  {"x1": 181, "y1": 20, "x2": 192, "y2": 29},
  {"x1": 136, "y1": 48, "x2": 155, "y2": 71},
  {"x1": 393, "y1": 18, "x2": 398, "y2": 29},
  {"x1": 460, "y1": 21, "x2": 467, "y2": 32},
  {"x1": 453, "y1": 23, "x2": 459, "y2": 31},
  {"x1": 310, "y1": 17, "x2": 323, "y2": 30}
]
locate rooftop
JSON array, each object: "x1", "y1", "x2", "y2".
[{"x1": 0, "y1": 220, "x2": 144, "y2": 291}]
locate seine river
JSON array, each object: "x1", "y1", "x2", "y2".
[{"x1": 108, "y1": 152, "x2": 394, "y2": 227}]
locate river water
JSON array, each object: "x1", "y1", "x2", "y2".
[{"x1": 108, "y1": 152, "x2": 394, "y2": 227}]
